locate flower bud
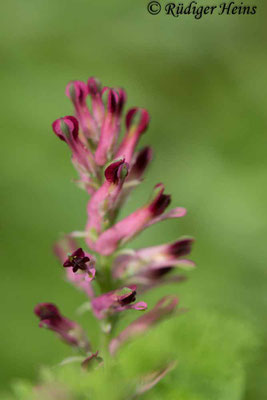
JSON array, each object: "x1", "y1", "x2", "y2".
[
  {"x1": 116, "y1": 108, "x2": 150, "y2": 163},
  {"x1": 66, "y1": 80, "x2": 98, "y2": 141}
]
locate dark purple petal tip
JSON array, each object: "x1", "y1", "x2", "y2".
[
  {"x1": 104, "y1": 159, "x2": 129, "y2": 184},
  {"x1": 116, "y1": 88, "x2": 127, "y2": 115},
  {"x1": 126, "y1": 108, "x2": 150, "y2": 134},
  {"x1": 149, "y1": 184, "x2": 171, "y2": 216},
  {"x1": 87, "y1": 77, "x2": 102, "y2": 96},
  {"x1": 168, "y1": 238, "x2": 195, "y2": 258},
  {"x1": 34, "y1": 303, "x2": 59, "y2": 320},
  {"x1": 133, "y1": 147, "x2": 153, "y2": 174}
]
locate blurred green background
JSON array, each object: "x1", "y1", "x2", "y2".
[{"x1": 1, "y1": 0, "x2": 266, "y2": 398}]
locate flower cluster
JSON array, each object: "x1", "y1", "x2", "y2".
[{"x1": 35, "y1": 77, "x2": 195, "y2": 394}]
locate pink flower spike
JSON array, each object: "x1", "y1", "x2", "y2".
[
  {"x1": 34, "y1": 303, "x2": 90, "y2": 351},
  {"x1": 94, "y1": 88, "x2": 122, "y2": 166},
  {"x1": 86, "y1": 159, "x2": 129, "y2": 244},
  {"x1": 91, "y1": 285, "x2": 147, "y2": 320},
  {"x1": 52, "y1": 116, "x2": 96, "y2": 180},
  {"x1": 115, "y1": 108, "x2": 150, "y2": 163},
  {"x1": 109, "y1": 296, "x2": 178, "y2": 355},
  {"x1": 94, "y1": 183, "x2": 172, "y2": 255},
  {"x1": 54, "y1": 237, "x2": 95, "y2": 298},
  {"x1": 66, "y1": 80, "x2": 98, "y2": 142}
]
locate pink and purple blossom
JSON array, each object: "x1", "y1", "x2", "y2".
[{"x1": 91, "y1": 285, "x2": 147, "y2": 319}]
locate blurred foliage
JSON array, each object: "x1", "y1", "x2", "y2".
[
  {"x1": 1, "y1": 0, "x2": 267, "y2": 399},
  {"x1": 6, "y1": 310, "x2": 256, "y2": 400}
]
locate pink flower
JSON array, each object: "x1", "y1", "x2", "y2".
[
  {"x1": 115, "y1": 108, "x2": 150, "y2": 163},
  {"x1": 52, "y1": 116, "x2": 96, "y2": 193},
  {"x1": 87, "y1": 77, "x2": 105, "y2": 128},
  {"x1": 93, "y1": 183, "x2": 186, "y2": 255},
  {"x1": 113, "y1": 238, "x2": 195, "y2": 286},
  {"x1": 63, "y1": 247, "x2": 95, "y2": 281},
  {"x1": 54, "y1": 237, "x2": 95, "y2": 298},
  {"x1": 94, "y1": 88, "x2": 126, "y2": 166},
  {"x1": 66, "y1": 80, "x2": 98, "y2": 143},
  {"x1": 34, "y1": 303, "x2": 90, "y2": 351},
  {"x1": 86, "y1": 159, "x2": 129, "y2": 242},
  {"x1": 91, "y1": 285, "x2": 147, "y2": 320},
  {"x1": 113, "y1": 147, "x2": 153, "y2": 213}
]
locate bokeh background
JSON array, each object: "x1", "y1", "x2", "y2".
[{"x1": 1, "y1": 0, "x2": 266, "y2": 398}]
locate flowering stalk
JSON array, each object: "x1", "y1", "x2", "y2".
[{"x1": 34, "y1": 77, "x2": 195, "y2": 394}]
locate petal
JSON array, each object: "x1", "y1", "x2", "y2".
[
  {"x1": 87, "y1": 77, "x2": 105, "y2": 128},
  {"x1": 116, "y1": 108, "x2": 150, "y2": 163},
  {"x1": 52, "y1": 115, "x2": 79, "y2": 143},
  {"x1": 130, "y1": 301, "x2": 148, "y2": 311},
  {"x1": 125, "y1": 108, "x2": 150, "y2": 135},
  {"x1": 91, "y1": 286, "x2": 145, "y2": 319},
  {"x1": 66, "y1": 268, "x2": 94, "y2": 297},
  {"x1": 66, "y1": 80, "x2": 88, "y2": 104},
  {"x1": 148, "y1": 183, "x2": 171, "y2": 217},
  {"x1": 66, "y1": 80, "x2": 98, "y2": 141},
  {"x1": 63, "y1": 260, "x2": 72, "y2": 268},
  {"x1": 94, "y1": 207, "x2": 151, "y2": 255},
  {"x1": 145, "y1": 207, "x2": 187, "y2": 228},
  {"x1": 86, "y1": 159, "x2": 129, "y2": 240},
  {"x1": 127, "y1": 146, "x2": 153, "y2": 181},
  {"x1": 136, "y1": 237, "x2": 194, "y2": 261},
  {"x1": 104, "y1": 158, "x2": 128, "y2": 184},
  {"x1": 72, "y1": 247, "x2": 85, "y2": 258},
  {"x1": 94, "y1": 88, "x2": 122, "y2": 166}
]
